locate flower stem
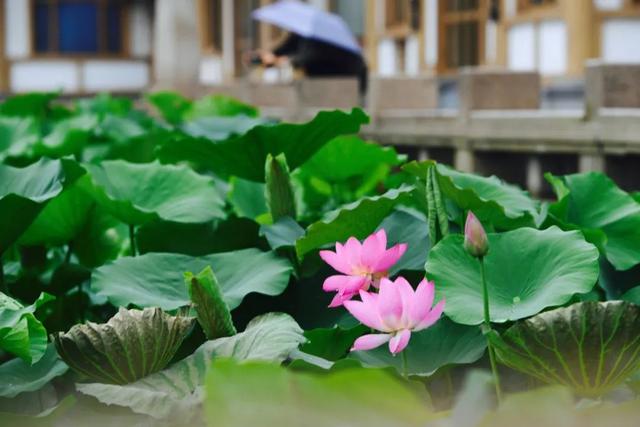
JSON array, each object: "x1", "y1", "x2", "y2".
[
  {"x1": 480, "y1": 257, "x2": 502, "y2": 403},
  {"x1": 401, "y1": 350, "x2": 409, "y2": 379},
  {"x1": 0, "y1": 255, "x2": 5, "y2": 294},
  {"x1": 129, "y1": 224, "x2": 137, "y2": 257}
]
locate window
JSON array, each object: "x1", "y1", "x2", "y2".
[
  {"x1": 439, "y1": 0, "x2": 489, "y2": 72},
  {"x1": 385, "y1": 0, "x2": 421, "y2": 32},
  {"x1": 33, "y1": 0, "x2": 125, "y2": 55},
  {"x1": 517, "y1": 0, "x2": 557, "y2": 12},
  {"x1": 201, "y1": 0, "x2": 223, "y2": 53}
]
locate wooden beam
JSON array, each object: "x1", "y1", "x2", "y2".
[
  {"x1": 365, "y1": 0, "x2": 377, "y2": 73},
  {"x1": 563, "y1": 0, "x2": 595, "y2": 77}
]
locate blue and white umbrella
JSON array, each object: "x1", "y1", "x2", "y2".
[{"x1": 251, "y1": 0, "x2": 362, "y2": 55}]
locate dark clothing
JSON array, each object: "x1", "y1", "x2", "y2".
[{"x1": 273, "y1": 33, "x2": 368, "y2": 93}]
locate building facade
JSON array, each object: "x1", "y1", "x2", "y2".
[{"x1": 0, "y1": 0, "x2": 639, "y2": 94}]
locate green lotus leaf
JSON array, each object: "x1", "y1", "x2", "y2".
[
  {"x1": 265, "y1": 153, "x2": 296, "y2": 221},
  {"x1": 181, "y1": 116, "x2": 266, "y2": 141},
  {"x1": 426, "y1": 226, "x2": 599, "y2": 325},
  {"x1": 204, "y1": 359, "x2": 434, "y2": 427},
  {"x1": 295, "y1": 186, "x2": 414, "y2": 258},
  {"x1": 19, "y1": 177, "x2": 94, "y2": 247},
  {"x1": 546, "y1": 172, "x2": 640, "y2": 271},
  {"x1": 146, "y1": 91, "x2": 192, "y2": 124},
  {"x1": 301, "y1": 324, "x2": 368, "y2": 362},
  {"x1": 75, "y1": 313, "x2": 305, "y2": 420},
  {"x1": 293, "y1": 136, "x2": 403, "y2": 215},
  {"x1": 351, "y1": 317, "x2": 486, "y2": 376},
  {"x1": 0, "y1": 92, "x2": 58, "y2": 117},
  {"x1": 0, "y1": 344, "x2": 68, "y2": 398},
  {"x1": 79, "y1": 160, "x2": 225, "y2": 226},
  {"x1": 136, "y1": 217, "x2": 261, "y2": 256},
  {"x1": 91, "y1": 249, "x2": 292, "y2": 311},
  {"x1": 185, "y1": 266, "x2": 236, "y2": 339},
  {"x1": 185, "y1": 94, "x2": 259, "y2": 119},
  {"x1": 0, "y1": 116, "x2": 39, "y2": 159},
  {"x1": 156, "y1": 108, "x2": 369, "y2": 182},
  {"x1": 0, "y1": 158, "x2": 66, "y2": 253},
  {"x1": 0, "y1": 292, "x2": 53, "y2": 364},
  {"x1": 377, "y1": 208, "x2": 430, "y2": 274},
  {"x1": 54, "y1": 307, "x2": 195, "y2": 384},
  {"x1": 404, "y1": 161, "x2": 540, "y2": 229},
  {"x1": 489, "y1": 301, "x2": 640, "y2": 397},
  {"x1": 34, "y1": 114, "x2": 98, "y2": 158},
  {"x1": 259, "y1": 217, "x2": 305, "y2": 250}
]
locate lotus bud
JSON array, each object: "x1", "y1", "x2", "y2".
[{"x1": 464, "y1": 211, "x2": 488, "y2": 258}]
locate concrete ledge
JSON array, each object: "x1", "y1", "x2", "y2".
[
  {"x1": 459, "y1": 68, "x2": 541, "y2": 111},
  {"x1": 369, "y1": 76, "x2": 438, "y2": 112}
]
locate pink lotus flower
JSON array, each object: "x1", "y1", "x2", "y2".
[
  {"x1": 319, "y1": 229, "x2": 407, "y2": 307},
  {"x1": 464, "y1": 211, "x2": 489, "y2": 258},
  {"x1": 344, "y1": 277, "x2": 445, "y2": 355}
]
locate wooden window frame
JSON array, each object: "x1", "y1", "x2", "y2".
[
  {"x1": 437, "y1": 0, "x2": 490, "y2": 74},
  {"x1": 30, "y1": 0, "x2": 129, "y2": 59},
  {"x1": 592, "y1": 0, "x2": 640, "y2": 59},
  {"x1": 198, "y1": 0, "x2": 223, "y2": 55}
]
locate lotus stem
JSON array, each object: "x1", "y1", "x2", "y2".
[
  {"x1": 65, "y1": 241, "x2": 73, "y2": 264},
  {"x1": 129, "y1": 224, "x2": 137, "y2": 256},
  {"x1": 401, "y1": 350, "x2": 409, "y2": 379},
  {"x1": 0, "y1": 256, "x2": 5, "y2": 294},
  {"x1": 480, "y1": 257, "x2": 502, "y2": 404}
]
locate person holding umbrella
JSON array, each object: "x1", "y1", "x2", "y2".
[{"x1": 249, "y1": 0, "x2": 368, "y2": 94}]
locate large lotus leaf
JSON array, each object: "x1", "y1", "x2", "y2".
[
  {"x1": 546, "y1": 172, "x2": 640, "y2": 271},
  {"x1": 80, "y1": 160, "x2": 225, "y2": 225},
  {"x1": 146, "y1": 91, "x2": 192, "y2": 124},
  {"x1": 301, "y1": 325, "x2": 368, "y2": 362},
  {"x1": 0, "y1": 159, "x2": 66, "y2": 253},
  {"x1": 0, "y1": 116, "x2": 39, "y2": 159},
  {"x1": 156, "y1": 108, "x2": 369, "y2": 182},
  {"x1": 204, "y1": 359, "x2": 434, "y2": 427},
  {"x1": 181, "y1": 116, "x2": 265, "y2": 141},
  {"x1": 489, "y1": 301, "x2": 640, "y2": 397},
  {"x1": 73, "y1": 204, "x2": 128, "y2": 268},
  {"x1": 298, "y1": 135, "x2": 403, "y2": 182},
  {"x1": 91, "y1": 249, "x2": 292, "y2": 311},
  {"x1": 260, "y1": 216, "x2": 305, "y2": 250},
  {"x1": 185, "y1": 266, "x2": 236, "y2": 339},
  {"x1": 136, "y1": 217, "x2": 261, "y2": 256},
  {"x1": 19, "y1": 177, "x2": 94, "y2": 246},
  {"x1": 227, "y1": 177, "x2": 268, "y2": 221},
  {"x1": 54, "y1": 307, "x2": 194, "y2": 384},
  {"x1": 351, "y1": 317, "x2": 486, "y2": 376},
  {"x1": 426, "y1": 226, "x2": 599, "y2": 325},
  {"x1": 75, "y1": 313, "x2": 304, "y2": 420},
  {"x1": 34, "y1": 114, "x2": 98, "y2": 158},
  {"x1": 0, "y1": 344, "x2": 68, "y2": 398},
  {"x1": 185, "y1": 94, "x2": 259, "y2": 119},
  {"x1": 295, "y1": 186, "x2": 413, "y2": 258},
  {"x1": 0, "y1": 293, "x2": 53, "y2": 364},
  {"x1": 76, "y1": 92, "x2": 133, "y2": 115},
  {"x1": 377, "y1": 208, "x2": 430, "y2": 274},
  {"x1": 622, "y1": 286, "x2": 640, "y2": 305},
  {"x1": 404, "y1": 161, "x2": 540, "y2": 229},
  {"x1": 0, "y1": 92, "x2": 58, "y2": 117}
]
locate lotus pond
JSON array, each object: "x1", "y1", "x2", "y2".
[{"x1": 1, "y1": 92, "x2": 640, "y2": 426}]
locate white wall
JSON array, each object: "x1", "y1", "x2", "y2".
[
  {"x1": 539, "y1": 20, "x2": 567, "y2": 74},
  {"x1": 405, "y1": 35, "x2": 420, "y2": 76},
  {"x1": 200, "y1": 56, "x2": 224, "y2": 84},
  {"x1": 602, "y1": 19, "x2": 640, "y2": 63},
  {"x1": 424, "y1": 0, "x2": 438, "y2": 67},
  {"x1": 508, "y1": 24, "x2": 535, "y2": 71},
  {"x1": 5, "y1": 0, "x2": 30, "y2": 58},
  {"x1": 508, "y1": 20, "x2": 567, "y2": 75},
  {"x1": 11, "y1": 62, "x2": 79, "y2": 92},
  {"x1": 377, "y1": 38, "x2": 397, "y2": 76},
  {"x1": 83, "y1": 61, "x2": 149, "y2": 92},
  {"x1": 593, "y1": 0, "x2": 624, "y2": 11},
  {"x1": 129, "y1": 2, "x2": 152, "y2": 57}
]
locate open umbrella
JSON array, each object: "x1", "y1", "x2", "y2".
[{"x1": 251, "y1": 0, "x2": 362, "y2": 55}]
